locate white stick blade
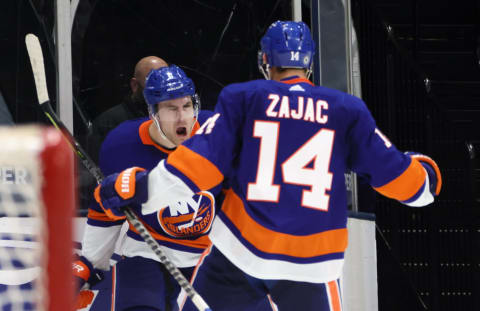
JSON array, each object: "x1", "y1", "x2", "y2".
[{"x1": 25, "y1": 34, "x2": 49, "y2": 105}]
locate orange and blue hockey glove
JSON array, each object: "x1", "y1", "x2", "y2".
[
  {"x1": 405, "y1": 152, "x2": 442, "y2": 196},
  {"x1": 72, "y1": 256, "x2": 103, "y2": 291},
  {"x1": 94, "y1": 167, "x2": 149, "y2": 220}
]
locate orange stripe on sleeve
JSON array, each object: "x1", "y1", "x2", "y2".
[
  {"x1": 222, "y1": 189, "x2": 348, "y2": 258},
  {"x1": 373, "y1": 158, "x2": 426, "y2": 201},
  {"x1": 167, "y1": 145, "x2": 224, "y2": 190},
  {"x1": 93, "y1": 186, "x2": 126, "y2": 221},
  {"x1": 87, "y1": 209, "x2": 115, "y2": 222},
  {"x1": 410, "y1": 154, "x2": 442, "y2": 195}
]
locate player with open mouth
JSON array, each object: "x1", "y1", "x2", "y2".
[{"x1": 148, "y1": 91, "x2": 198, "y2": 148}]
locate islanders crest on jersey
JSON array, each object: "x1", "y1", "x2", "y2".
[{"x1": 157, "y1": 191, "x2": 215, "y2": 238}]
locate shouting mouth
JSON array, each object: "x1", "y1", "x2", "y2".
[{"x1": 176, "y1": 127, "x2": 187, "y2": 137}]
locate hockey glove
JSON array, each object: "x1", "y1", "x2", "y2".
[
  {"x1": 405, "y1": 152, "x2": 442, "y2": 196},
  {"x1": 72, "y1": 256, "x2": 103, "y2": 291},
  {"x1": 94, "y1": 167, "x2": 149, "y2": 220}
]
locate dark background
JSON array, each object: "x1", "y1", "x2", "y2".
[
  {"x1": 1, "y1": 0, "x2": 480, "y2": 310},
  {"x1": 352, "y1": 1, "x2": 480, "y2": 310},
  {"x1": 0, "y1": 0, "x2": 311, "y2": 132}
]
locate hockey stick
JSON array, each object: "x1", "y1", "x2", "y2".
[{"x1": 25, "y1": 33, "x2": 211, "y2": 311}]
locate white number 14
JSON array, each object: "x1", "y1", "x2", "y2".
[{"x1": 247, "y1": 121, "x2": 334, "y2": 211}]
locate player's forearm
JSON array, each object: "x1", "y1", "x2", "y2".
[
  {"x1": 141, "y1": 159, "x2": 196, "y2": 214},
  {"x1": 373, "y1": 153, "x2": 441, "y2": 207},
  {"x1": 81, "y1": 222, "x2": 123, "y2": 271}
]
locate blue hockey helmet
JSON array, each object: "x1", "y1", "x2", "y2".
[
  {"x1": 143, "y1": 65, "x2": 198, "y2": 109},
  {"x1": 258, "y1": 21, "x2": 315, "y2": 79}
]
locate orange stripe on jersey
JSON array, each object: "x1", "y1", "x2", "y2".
[
  {"x1": 222, "y1": 189, "x2": 348, "y2": 258},
  {"x1": 328, "y1": 280, "x2": 342, "y2": 311},
  {"x1": 190, "y1": 244, "x2": 212, "y2": 284},
  {"x1": 139, "y1": 119, "x2": 200, "y2": 153},
  {"x1": 167, "y1": 145, "x2": 224, "y2": 190},
  {"x1": 190, "y1": 120, "x2": 201, "y2": 135},
  {"x1": 87, "y1": 209, "x2": 119, "y2": 222},
  {"x1": 139, "y1": 120, "x2": 174, "y2": 153},
  {"x1": 280, "y1": 77, "x2": 314, "y2": 86},
  {"x1": 111, "y1": 265, "x2": 116, "y2": 311},
  {"x1": 374, "y1": 158, "x2": 426, "y2": 201},
  {"x1": 128, "y1": 216, "x2": 212, "y2": 250}
]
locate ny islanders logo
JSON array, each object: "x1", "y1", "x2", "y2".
[{"x1": 157, "y1": 191, "x2": 215, "y2": 238}]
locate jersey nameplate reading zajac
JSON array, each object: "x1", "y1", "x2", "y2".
[{"x1": 265, "y1": 94, "x2": 328, "y2": 124}]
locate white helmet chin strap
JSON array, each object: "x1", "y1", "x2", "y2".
[
  {"x1": 147, "y1": 104, "x2": 177, "y2": 147},
  {"x1": 149, "y1": 106, "x2": 199, "y2": 148},
  {"x1": 150, "y1": 113, "x2": 177, "y2": 147}
]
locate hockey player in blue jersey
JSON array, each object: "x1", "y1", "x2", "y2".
[
  {"x1": 94, "y1": 21, "x2": 442, "y2": 311},
  {"x1": 73, "y1": 65, "x2": 218, "y2": 311}
]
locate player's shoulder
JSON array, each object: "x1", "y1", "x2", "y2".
[
  {"x1": 99, "y1": 117, "x2": 151, "y2": 173},
  {"x1": 101, "y1": 117, "x2": 148, "y2": 150},
  {"x1": 313, "y1": 85, "x2": 367, "y2": 113},
  {"x1": 218, "y1": 79, "x2": 285, "y2": 107},
  {"x1": 107, "y1": 117, "x2": 148, "y2": 136},
  {"x1": 342, "y1": 92, "x2": 370, "y2": 116},
  {"x1": 220, "y1": 79, "x2": 271, "y2": 95}
]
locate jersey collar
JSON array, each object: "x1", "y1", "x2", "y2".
[
  {"x1": 279, "y1": 75, "x2": 314, "y2": 86},
  {"x1": 138, "y1": 119, "x2": 200, "y2": 153}
]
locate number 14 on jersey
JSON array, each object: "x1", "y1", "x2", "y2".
[{"x1": 247, "y1": 120, "x2": 334, "y2": 211}]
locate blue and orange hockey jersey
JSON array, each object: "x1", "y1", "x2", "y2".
[
  {"x1": 82, "y1": 111, "x2": 217, "y2": 271},
  {"x1": 146, "y1": 76, "x2": 440, "y2": 283}
]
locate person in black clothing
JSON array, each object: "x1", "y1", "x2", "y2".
[
  {"x1": 79, "y1": 56, "x2": 168, "y2": 213},
  {"x1": 87, "y1": 56, "x2": 168, "y2": 162}
]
